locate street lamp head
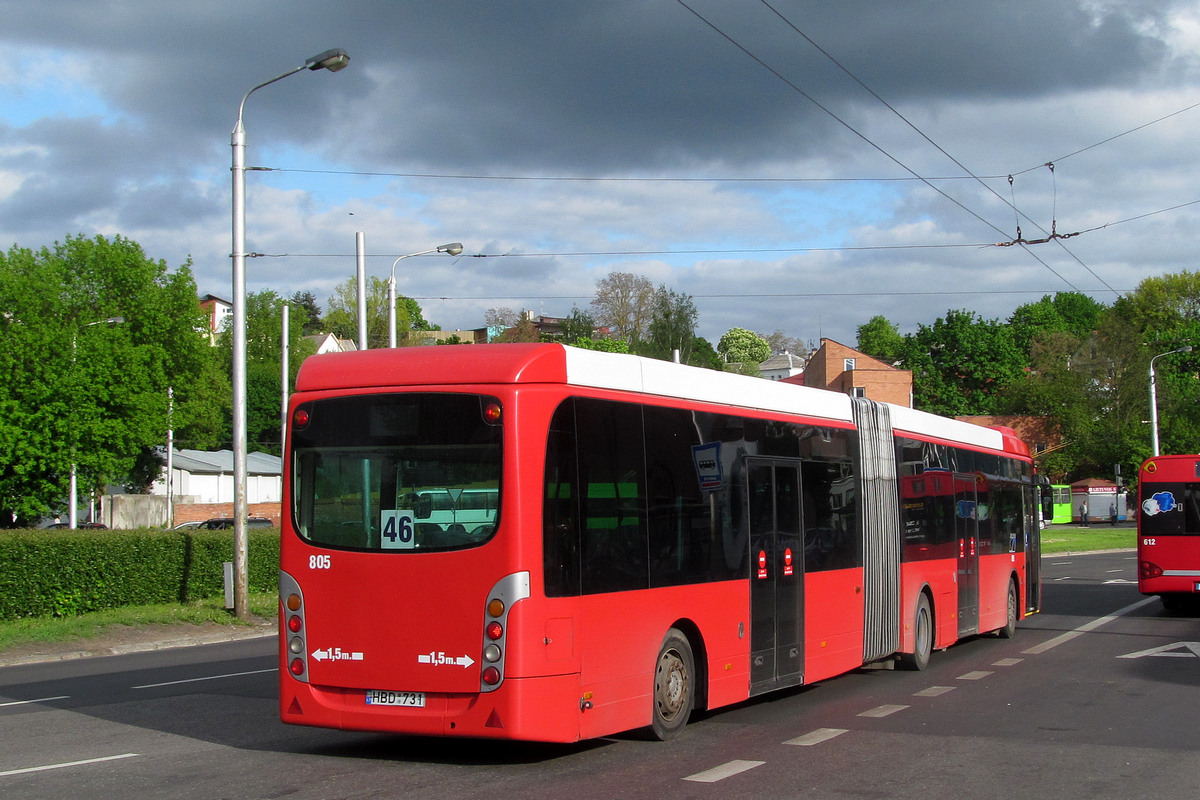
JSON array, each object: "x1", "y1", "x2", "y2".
[
  {"x1": 438, "y1": 243, "x2": 464, "y2": 257},
  {"x1": 306, "y1": 48, "x2": 351, "y2": 72}
]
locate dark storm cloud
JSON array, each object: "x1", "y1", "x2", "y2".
[
  {"x1": 0, "y1": 1, "x2": 1196, "y2": 345},
  {"x1": 3, "y1": 1, "x2": 1182, "y2": 176}
]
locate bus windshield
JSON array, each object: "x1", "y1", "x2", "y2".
[{"x1": 290, "y1": 392, "x2": 503, "y2": 551}]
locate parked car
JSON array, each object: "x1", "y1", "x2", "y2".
[
  {"x1": 46, "y1": 521, "x2": 108, "y2": 529},
  {"x1": 198, "y1": 517, "x2": 274, "y2": 530},
  {"x1": 172, "y1": 520, "x2": 203, "y2": 530}
]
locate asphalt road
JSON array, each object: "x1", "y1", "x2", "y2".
[{"x1": 1, "y1": 550, "x2": 1197, "y2": 799}]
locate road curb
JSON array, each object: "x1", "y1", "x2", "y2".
[{"x1": 0, "y1": 625, "x2": 276, "y2": 668}]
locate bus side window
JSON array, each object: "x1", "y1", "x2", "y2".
[{"x1": 543, "y1": 399, "x2": 581, "y2": 597}]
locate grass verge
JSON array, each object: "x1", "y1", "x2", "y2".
[
  {"x1": 0, "y1": 592, "x2": 277, "y2": 653},
  {"x1": 1040, "y1": 525, "x2": 1136, "y2": 554}
]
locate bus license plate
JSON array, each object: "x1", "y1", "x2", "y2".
[{"x1": 365, "y1": 690, "x2": 425, "y2": 707}]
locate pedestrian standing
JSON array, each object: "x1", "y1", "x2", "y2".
[
  {"x1": 1081, "y1": 500, "x2": 1089, "y2": 527},
  {"x1": 1110, "y1": 502, "x2": 1117, "y2": 526}
]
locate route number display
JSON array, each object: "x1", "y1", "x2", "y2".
[{"x1": 380, "y1": 510, "x2": 417, "y2": 549}]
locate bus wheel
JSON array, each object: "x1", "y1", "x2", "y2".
[
  {"x1": 899, "y1": 594, "x2": 932, "y2": 671},
  {"x1": 651, "y1": 629, "x2": 695, "y2": 740},
  {"x1": 997, "y1": 581, "x2": 1018, "y2": 639}
]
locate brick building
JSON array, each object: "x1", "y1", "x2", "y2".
[{"x1": 803, "y1": 339, "x2": 913, "y2": 407}]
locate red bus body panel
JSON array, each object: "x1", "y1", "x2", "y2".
[{"x1": 1137, "y1": 455, "x2": 1200, "y2": 598}]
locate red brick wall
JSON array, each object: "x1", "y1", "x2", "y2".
[
  {"x1": 172, "y1": 503, "x2": 282, "y2": 528},
  {"x1": 807, "y1": 339, "x2": 913, "y2": 407}
]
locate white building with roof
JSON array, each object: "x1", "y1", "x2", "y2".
[
  {"x1": 151, "y1": 448, "x2": 282, "y2": 504},
  {"x1": 759, "y1": 350, "x2": 806, "y2": 382}
]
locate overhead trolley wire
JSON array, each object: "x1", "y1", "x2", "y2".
[
  {"x1": 673, "y1": 0, "x2": 1090, "y2": 293},
  {"x1": 749, "y1": 0, "x2": 1118, "y2": 296}
]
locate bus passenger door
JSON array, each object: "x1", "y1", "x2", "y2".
[
  {"x1": 955, "y1": 474, "x2": 980, "y2": 637},
  {"x1": 747, "y1": 459, "x2": 804, "y2": 695}
]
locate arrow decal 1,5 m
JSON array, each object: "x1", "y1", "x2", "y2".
[
  {"x1": 418, "y1": 651, "x2": 475, "y2": 668},
  {"x1": 311, "y1": 647, "x2": 364, "y2": 662}
]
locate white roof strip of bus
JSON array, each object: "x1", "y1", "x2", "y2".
[
  {"x1": 887, "y1": 404, "x2": 1004, "y2": 451},
  {"x1": 561, "y1": 345, "x2": 854, "y2": 424}
]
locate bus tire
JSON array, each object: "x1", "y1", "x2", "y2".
[
  {"x1": 997, "y1": 580, "x2": 1019, "y2": 639},
  {"x1": 898, "y1": 594, "x2": 933, "y2": 671},
  {"x1": 651, "y1": 628, "x2": 695, "y2": 740}
]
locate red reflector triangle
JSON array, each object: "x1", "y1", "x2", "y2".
[
  {"x1": 287, "y1": 697, "x2": 304, "y2": 716},
  {"x1": 485, "y1": 709, "x2": 503, "y2": 728}
]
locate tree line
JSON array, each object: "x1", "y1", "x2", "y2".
[
  {"x1": 3, "y1": 232, "x2": 1196, "y2": 524},
  {"x1": 854, "y1": 280, "x2": 1200, "y2": 485}
]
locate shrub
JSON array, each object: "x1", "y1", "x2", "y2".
[{"x1": 0, "y1": 528, "x2": 280, "y2": 621}]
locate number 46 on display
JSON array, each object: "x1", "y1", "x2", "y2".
[{"x1": 381, "y1": 510, "x2": 417, "y2": 549}]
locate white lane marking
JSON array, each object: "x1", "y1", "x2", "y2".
[
  {"x1": 683, "y1": 760, "x2": 765, "y2": 783},
  {"x1": 858, "y1": 704, "x2": 908, "y2": 718},
  {"x1": 132, "y1": 667, "x2": 276, "y2": 690},
  {"x1": 1117, "y1": 642, "x2": 1200, "y2": 659},
  {"x1": 957, "y1": 670, "x2": 993, "y2": 681},
  {"x1": 0, "y1": 696, "x2": 69, "y2": 708},
  {"x1": 1022, "y1": 596, "x2": 1157, "y2": 655},
  {"x1": 913, "y1": 685, "x2": 955, "y2": 697},
  {"x1": 0, "y1": 753, "x2": 138, "y2": 777},
  {"x1": 992, "y1": 658, "x2": 1023, "y2": 667},
  {"x1": 785, "y1": 728, "x2": 848, "y2": 746}
]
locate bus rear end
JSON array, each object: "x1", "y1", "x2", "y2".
[
  {"x1": 1138, "y1": 455, "x2": 1200, "y2": 609},
  {"x1": 278, "y1": 386, "x2": 575, "y2": 741}
]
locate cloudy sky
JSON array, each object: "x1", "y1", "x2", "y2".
[{"x1": 2, "y1": 1, "x2": 1199, "y2": 347}]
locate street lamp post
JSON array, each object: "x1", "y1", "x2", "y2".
[
  {"x1": 1149, "y1": 344, "x2": 1193, "y2": 457},
  {"x1": 231, "y1": 48, "x2": 349, "y2": 619},
  {"x1": 388, "y1": 243, "x2": 463, "y2": 347},
  {"x1": 70, "y1": 316, "x2": 125, "y2": 529}
]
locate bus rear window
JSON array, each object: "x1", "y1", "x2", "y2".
[{"x1": 290, "y1": 393, "x2": 502, "y2": 551}]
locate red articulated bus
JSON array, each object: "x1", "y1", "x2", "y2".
[
  {"x1": 278, "y1": 343, "x2": 1040, "y2": 742},
  {"x1": 1137, "y1": 454, "x2": 1200, "y2": 610}
]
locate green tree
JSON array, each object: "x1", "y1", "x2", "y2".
[
  {"x1": 900, "y1": 309, "x2": 1024, "y2": 416},
  {"x1": 218, "y1": 290, "x2": 317, "y2": 454},
  {"x1": 572, "y1": 336, "x2": 631, "y2": 353},
  {"x1": 325, "y1": 277, "x2": 435, "y2": 349},
  {"x1": 718, "y1": 327, "x2": 771, "y2": 374},
  {"x1": 856, "y1": 315, "x2": 904, "y2": 364},
  {"x1": 558, "y1": 307, "x2": 597, "y2": 344},
  {"x1": 640, "y1": 286, "x2": 699, "y2": 364},
  {"x1": 290, "y1": 290, "x2": 323, "y2": 335},
  {"x1": 1109, "y1": 271, "x2": 1200, "y2": 459},
  {"x1": 1008, "y1": 292, "x2": 1105, "y2": 356},
  {"x1": 0, "y1": 234, "x2": 217, "y2": 525},
  {"x1": 689, "y1": 336, "x2": 723, "y2": 371}
]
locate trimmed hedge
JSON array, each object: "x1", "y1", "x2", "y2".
[{"x1": 0, "y1": 528, "x2": 280, "y2": 620}]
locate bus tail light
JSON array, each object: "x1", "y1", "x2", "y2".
[
  {"x1": 479, "y1": 572, "x2": 530, "y2": 693},
  {"x1": 279, "y1": 570, "x2": 309, "y2": 683},
  {"x1": 1141, "y1": 561, "x2": 1164, "y2": 580}
]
